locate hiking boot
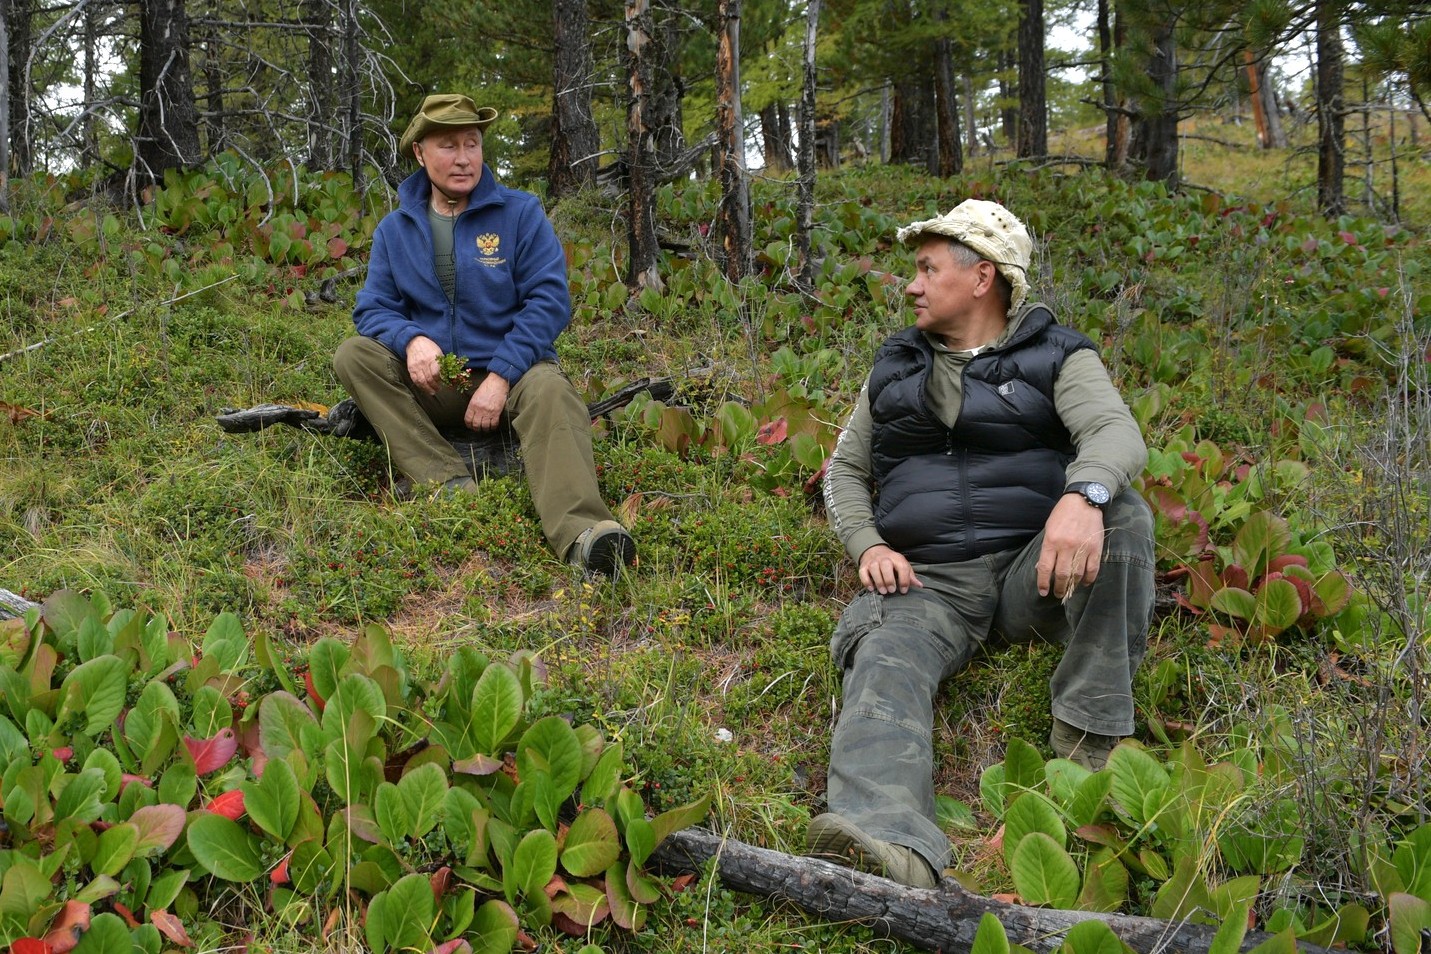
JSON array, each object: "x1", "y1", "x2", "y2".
[
  {"x1": 568, "y1": 520, "x2": 637, "y2": 577},
  {"x1": 430, "y1": 475, "x2": 478, "y2": 499},
  {"x1": 806, "y1": 813, "x2": 938, "y2": 888},
  {"x1": 1050, "y1": 717, "x2": 1121, "y2": 771}
]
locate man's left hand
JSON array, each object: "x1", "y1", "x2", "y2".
[
  {"x1": 465, "y1": 373, "x2": 511, "y2": 431},
  {"x1": 1036, "y1": 495, "x2": 1106, "y2": 599}
]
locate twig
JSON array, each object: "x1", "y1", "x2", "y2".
[{"x1": 0, "y1": 275, "x2": 241, "y2": 365}]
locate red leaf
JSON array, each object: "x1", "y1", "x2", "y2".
[
  {"x1": 327, "y1": 237, "x2": 349, "y2": 259},
  {"x1": 51, "y1": 747, "x2": 73, "y2": 761},
  {"x1": 429, "y1": 866, "x2": 452, "y2": 900},
  {"x1": 1221, "y1": 564, "x2": 1250, "y2": 591},
  {"x1": 431, "y1": 941, "x2": 473, "y2": 954},
  {"x1": 11, "y1": 939, "x2": 52, "y2": 954},
  {"x1": 755, "y1": 418, "x2": 788, "y2": 445},
  {"x1": 184, "y1": 727, "x2": 238, "y2": 774},
  {"x1": 271, "y1": 851, "x2": 292, "y2": 885},
  {"x1": 1267, "y1": 554, "x2": 1308, "y2": 573},
  {"x1": 120, "y1": 774, "x2": 154, "y2": 790},
  {"x1": 302, "y1": 670, "x2": 326, "y2": 712},
  {"x1": 42, "y1": 900, "x2": 91, "y2": 954},
  {"x1": 670, "y1": 873, "x2": 697, "y2": 893},
  {"x1": 112, "y1": 903, "x2": 142, "y2": 929},
  {"x1": 151, "y1": 911, "x2": 194, "y2": 948},
  {"x1": 204, "y1": 788, "x2": 245, "y2": 819}
]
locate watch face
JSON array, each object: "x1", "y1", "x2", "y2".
[{"x1": 1085, "y1": 482, "x2": 1111, "y2": 505}]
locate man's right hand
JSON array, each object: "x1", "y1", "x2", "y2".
[
  {"x1": 406, "y1": 336, "x2": 444, "y2": 395},
  {"x1": 858, "y1": 544, "x2": 923, "y2": 595}
]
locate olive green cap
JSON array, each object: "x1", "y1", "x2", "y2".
[{"x1": 398, "y1": 93, "x2": 499, "y2": 160}]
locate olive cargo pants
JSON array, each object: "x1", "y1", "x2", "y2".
[
  {"x1": 825, "y1": 490, "x2": 1156, "y2": 872},
  {"x1": 333, "y1": 335, "x2": 618, "y2": 558}
]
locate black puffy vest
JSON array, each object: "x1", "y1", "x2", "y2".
[{"x1": 868, "y1": 307, "x2": 1095, "y2": 563}]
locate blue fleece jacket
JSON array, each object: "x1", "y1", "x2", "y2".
[{"x1": 352, "y1": 164, "x2": 570, "y2": 384}]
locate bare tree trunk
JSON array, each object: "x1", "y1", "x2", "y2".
[
  {"x1": 82, "y1": 1, "x2": 99, "y2": 166},
  {"x1": 1098, "y1": 0, "x2": 1121, "y2": 168},
  {"x1": 795, "y1": 0, "x2": 818, "y2": 290},
  {"x1": 759, "y1": 102, "x2": 793, "y2": 171},
  {"x1": 1, "y1": 1, "x2": 10, "y2": 209},
  {"x1": 998, "y1": 49, "x2": 1017, "y2": 147},
  {"x1": 137, "y1": 0, "x2": 202, "y2": 180},
  {"x1": 6, "y1": 0, "x2": 32, "y2": 176},
  {"x1": 1315, "y1": 0, "x2": 1345, "y2": 217},
  {"x1": 1259, "y1": 57, "x2": 1287, "y2": 148},
  {"x1": 199, "y1": 25, "x2": 225, "y2": 155},
  {"x1": 625, "y1": 0, "x2": 661, "y2": 292},
  {"x1": 1017, "y1": 0, "x2": 1046, "y2": 158},
  {"x1": 341, "y1": 0, "x2": 364, "y2": 192},
  {"x1": 550, "y1": 0, "x2": 599, "y2": 200},
  {"x1": 715, "y1": 0, "x2": 751, "y2": 282},
  {"x1": 962, "y1": 73, "x2": 977, "y2": 157},
  {"x1": 1246, "y1": 51, "x2": 1269, "y2": 147},
  {"x1": 306, "y1": 0, "x2": 336, "y2": 170},
  {"x1": 1142, "y1": 14, "x2": 1178, "y2": 187},
  {"x1": 932, "y1": 11, "x2": 962, "y2": 177}
]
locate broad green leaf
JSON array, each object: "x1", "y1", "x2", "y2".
[
  {"x1": 383, "y1": 873, "x2": 437, "y2": 953},
  {"x1": 604, "y1": 858, "x2": 647, "y2": 931},
  {"x1": 128, "y1": 804, "x2": 186, "y2": 854},
  {"x1": 324, "y1": 735, "x2": 366, "y2": 804},
  {"x1": 186, "y1": 813, "x2": 265, "y2": 881},
  {"x1": 1044, "y1": 758, "x2": 1089, "y2": 811},
  {"x1": 971, "y1": 912, "x2": 1010, "y2": 954},
  {"x1": 1392, "y1": 821, "x2": 1431, "y2": 901},
  {"x1": 562, "y1": 809, "x2": 621, "y2": 877},
  {"x1": 1209, "y1": 586, "x2": 1257, "y2": 622},
  {"x1": 507, "y1": 829, "x2": 558, "y2": 903},
  {"x1": 92, "y1": 822, "x2": 140, "y2": 877},
  {"x1": 365, "y1": 891, "x2": 388, "y2": 953},
  {"x1": 581, "y1": 740, "x2": 624, "y2": 807},
  {"x1": 289, "y1": 838, "x2": 336, "y2": 895},
  {"x1": 1107, "y1": 745, "x2": 1169, "y2": 828},
  {"x1": 307, "y1": 638, "x2": 350, "y2": 702},
  {"x1": 443, "y1": 786, "x2": 482, "y2": 860},
  {"x1": 398, "y1": 762, "x2": 448, "y2": 840},
  {"x1": 552, "y1": 881, "x2": 610, "y2": 929},
  {"x1": 146, "y1": 868, "x2": 189, "y2": 912},
  {"x1": 71, "y1": 912, "x2": 134, "y2": 954},
  {"x1": 59, "y1": 655, "x2": 129, "y2": 736},
  {"x1": 157, "y1": 759, "x2": 197, "y2": 809},
  {"x1": 1254, "y1": 578, "x2": 1303, "y2": 632},
  {"x1": 624, "y1": 817, "x2": 656, "y2": 867},
  {"x1": 1151, "y1": 854, "x2": 1212, "y2": 923},
  {"x1": 936, "y1": 795, "x2": 978, "y2": 832},
  {"x1": 1245, "y1": 928, "x2": 1299, "y2": 954},
  {"x1": 1232, "y1": 512, "x2": 1291, "y2": 580},
  {"x1": 82, "y1": 748, "x2": 123, "y2": 802},
  {"x1": 188, "y1": 685, "x2": 232, "y2": 739},
  {"x1": 125, "y1": 680, "x2": 181, "y2": 756},
  {"x1": 77, "y1": 614, "x2": 113, "y2": 662},
  {"x1": 1389, "y1": 892, "x2": 1431, "y2": 954},
  {"x1": 0, "y1": 857, "x2": 51, "y2": 920},
  {"x1": 242, "y1": 757, "x2": 301, "y2": 842},
  {"x1": 1010, "y1": 832, "x2": 1080, "y2": 908},
  {"x1": 472, "y1": 663, "x2": 524, "y2": 754},
  {"x1": 1068, "y1": 770, "x2": 1114, "y2": 829},
  {"x1": 321, "y1": 673, "x2": 386, "y2": 745},
  {"x1": 518, "y1": 716, "x2": 583, "y2": 802},
  {"x1": 258, "y1": 691, "x2": 320, "y2": 760},
  {"x1": 980, "y1": 762, "x2": 1011, "y2": 819},
  {"x1": 1003, "y1": 792, "x2": 1066, "y2": 868},
  {"x1": 54, "y1": 768, "x2": 108, "y2": 822},
  {"x1": 1002, "y1": 737, "x2": 1045, "y2": 792},
  {"x1": 201, "y1": 612, "x2": 248, "y2": 673},
  {"x1": 468, "y1": 899, "x2": 519, "y2": 954},
  {"x1": 374, "y1": 782, "x2": 410, "y2": 845},
  {"x1": 1078, "y1": 848, "x2": 1129, "y2": 912},
  {"x1": 650, "y1": 794, "x2": 711, "y2": 847},
  {"x1": 1061, "y1": 919, "x2": 1133, "y2": 954},
  {"x1": 1208, "y1": 901, "x2": 1252, "y2": 954}
]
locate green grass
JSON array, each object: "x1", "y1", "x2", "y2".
[{"x1": 2, "y1": 130, "x2": 1428, "y2": 952}]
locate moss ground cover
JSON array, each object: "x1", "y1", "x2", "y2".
[{"x1": 1, "y1": 135, "x2": 1428, "y2": 952}]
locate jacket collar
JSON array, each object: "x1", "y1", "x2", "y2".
[{"x1": 397, "y1": 164, "x2": 504, "y2": 218}]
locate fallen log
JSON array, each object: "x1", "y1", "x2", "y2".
[
  {"x1": 1, "y1": 588, "x2": 38, "y2": 621},
  {"x1": 214, "y1": 378, "x2": 676, "y2": 478},
  {"x1": 651, "y1": 827, "x2": 1332, "y2": 954}
]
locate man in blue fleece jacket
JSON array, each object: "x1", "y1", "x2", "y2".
[{"x1": 334, "y1": 93, "x2": 636, "y2": 576}]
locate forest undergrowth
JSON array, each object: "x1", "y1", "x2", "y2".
[{"x1": 1, "y1": 126, "x2": 1428, "y2": 953}]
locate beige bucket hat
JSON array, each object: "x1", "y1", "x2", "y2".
[
  {"x1": 399, "y1": 93, "x2": 499, "y2": 159},
  {"x1": 896, "y1": 199, "x2": 1033, "y2": 313}
]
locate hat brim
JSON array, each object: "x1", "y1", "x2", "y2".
[{"x1": 400, "y1": 107, "x2": 500, "y2": 160}]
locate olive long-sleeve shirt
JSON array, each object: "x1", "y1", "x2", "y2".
[{"x1": 823, "y1": 303, "x2": 1148, "y2": 564}]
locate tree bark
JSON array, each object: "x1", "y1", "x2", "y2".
[
  {"x1": 1315, "y1": 0, "x2": 1345, "y2": 217},
  {"x1": 6, "y1": 0, "x2": 32, "y2": 177},
  {"x1": 624, "y1": 0, "x2": 661, "y2": 291},
  {"x1": 998, "y1": 49, "x2": 1017, "y2": 147},
  {"x1": 794, "y1": 0, "x2": 818, "y2": 290},
  {"x1": 1017, "y1": 0, "x2": 1046, "y2": 158},
  {"x1": 715, "y1": 0, "x2": 751, "y2": 282},
  {"x1": 651, "y1": 828, "x2": 1335, "y2": 954},
  {"x1": 1, "y1": 0, "x2": 9, "y2": 209},
  {"x1": 549, "y1": 0, "x2": 599, "y2": 200},
  {"x1": 306, "y1": 0, "x2": 336, "y2": 170},
  {"x1": 932, "y1": 13, "x2": 962, "y2": 177},
  {"x1": 136, "y1": 0, "x2": 202, "y2": 180},
  {"x1": 1141, "y1": 13, "x2": 1178, "y2": 187},
  {"x1": 1, "y1": 588, "x2": 38, "y2": 621},
  {"x1": 759, "y1": 102, "x2": 793, "y2": 172}
]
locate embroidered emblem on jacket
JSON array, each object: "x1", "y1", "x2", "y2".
[
  {"x1": 997, "y1": 382, "x2": 1016, "y2": 396},
  {"x1": 475, "y1": 233, "x2": 506, "y2": 266}
]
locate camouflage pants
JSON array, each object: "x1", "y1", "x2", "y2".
[{"x1": 826, "y1": 490, "x2": 1156, "y2": 871}]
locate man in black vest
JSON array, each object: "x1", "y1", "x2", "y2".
[{"x1": 808, "y1": 199, "x2": 1155, "y2": 887}]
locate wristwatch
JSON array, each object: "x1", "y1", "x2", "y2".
[{"x1": 1065, "y1": 481, "x2": 1112, "y2": 509}]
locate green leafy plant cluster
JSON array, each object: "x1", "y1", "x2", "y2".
[
  {"x1": 1141, "y1": 427, "x2": 1352, "y2": 645},
  {"x1": 0, "y1": 591, "x2": 708, "y2": 952},
  {"x1": 974, "y1": 732, "x2": 1431, "y2": 954}
]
